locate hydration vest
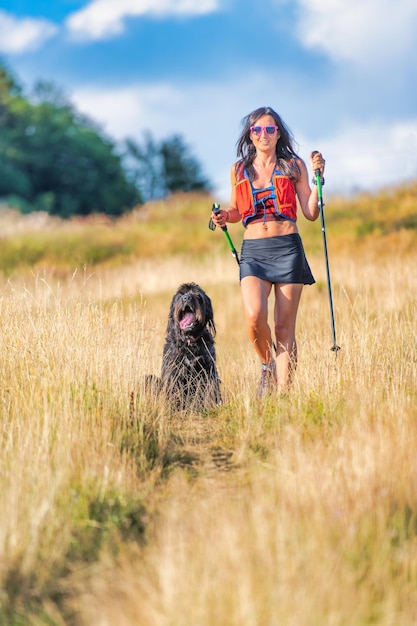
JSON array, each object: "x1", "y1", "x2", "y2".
[{"x1": 235, "y1": 162, "x2": 297, "y2": 226}]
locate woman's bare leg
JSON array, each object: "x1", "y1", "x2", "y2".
[
  {"x1": 240, "y1": 276, "x2": 274, "y2": 364},
  {"x1": 273, "y1": 283, "x2": 303, "y2": 392}
]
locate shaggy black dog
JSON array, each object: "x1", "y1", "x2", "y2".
[{"x1": 160, "y1": 282, "x2": 221, "y2": 410}]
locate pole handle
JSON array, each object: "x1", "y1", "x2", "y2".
[
  {"x1": 211, "y1": 202, "x2": 227, "y2": 232},
  {"x1": 210, "y1": 202, "x2": 240, "y2": 265},
  {"x1": 312, "y1": 150, "x2": 321, "y2": 177},
  {"x1": 208, "y1": 202, "x2": 221, "y2": 231}
]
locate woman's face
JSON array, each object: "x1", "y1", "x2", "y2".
[{"x1": 249, "y1": 114, "x2": 280, "y2": 153}]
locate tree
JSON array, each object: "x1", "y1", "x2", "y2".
[
  {"x1": 160, "y1": 134, "x2": 211, "y2": 195},
  {"x1": 0, "y1": 62, "x2": 212, "y2": 217},
  {"x1": 126, "y1": 132, "x2": 211, "y2": 201},
  {"x1": 0, "y1": 66, "x2": 141, "y2": 217},
  {"x1": 125, "y1": 132, "x2": 164, "y2": 201},
  {"x1": 0, "y1": 64, "x2": 33, "y2": 199}
]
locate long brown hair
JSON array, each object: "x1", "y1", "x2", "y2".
[{"x1": 235, "y1": 106, "x2": 301, "y2": 182}]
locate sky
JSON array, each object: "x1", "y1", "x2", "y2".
[{"x1": 0, "y1": 0, "x2": 416, "y2": 202}]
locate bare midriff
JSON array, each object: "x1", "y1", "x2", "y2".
[{"x1": 244, "y1": 217, "x2": 299, "y2": 240}]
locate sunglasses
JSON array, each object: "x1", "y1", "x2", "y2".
[{"x1": 250, "y1": 125, "x2": 279, "y2": 136}]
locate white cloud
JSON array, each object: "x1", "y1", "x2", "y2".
[
  {"x1": 0, "y1": 10, "x2": 58, "y2": 54},
  {"x1": 70, "y1": 83, "x2": 185, "y2": 138},
  {"x1": 313, "y1": 119, "x2": 417, "y2": 194},
  {"x1": 66, "y1": 0, "x2": 220, "y2": 41},
  {"x1": 296, "y1": 0, "x2": 417, "y2": 69}
]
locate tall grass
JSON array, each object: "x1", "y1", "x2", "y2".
[{"x1": 0, "y1": 188, "x2": 417, "y2": 624}]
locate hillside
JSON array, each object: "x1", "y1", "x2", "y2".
[{"x1": 0, "y1": 180, "x2": 417, "y2": 276}]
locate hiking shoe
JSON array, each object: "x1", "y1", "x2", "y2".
[{"x1": 257, "y1": 361, "x2": 277, "y2": 400}]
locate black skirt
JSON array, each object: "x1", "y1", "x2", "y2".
[{"x1": 239, "y1": 233, "x2": 315, "y2": 285}]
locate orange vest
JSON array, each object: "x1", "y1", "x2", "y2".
[{"x1": 235, "y1": 163, "x2": 297, "y2": 226}]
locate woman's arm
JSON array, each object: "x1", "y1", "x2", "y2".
[{"x1": 295, "y1": 152, "x2": 325, "y2": 222}]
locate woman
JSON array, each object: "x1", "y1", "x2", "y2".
[{"x1": 211, "y1": 106, "x2": 325, "y2": 397}]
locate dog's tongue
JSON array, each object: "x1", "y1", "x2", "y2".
[{"x1": 180, "y1": 312, "x2": 196, "y2": 330}]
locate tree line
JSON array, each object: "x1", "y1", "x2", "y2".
[{"x1": 0, "y1": 63, "x2": 211, "y2": 218}]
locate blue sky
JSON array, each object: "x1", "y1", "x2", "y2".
[{"x1": 0, "y1": 0, "x2": 416, "y2": 202}]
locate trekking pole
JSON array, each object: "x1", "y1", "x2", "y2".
[
  {"x1": 312, "y1": 151, "x2": 340, "y2": 355},
  {"x1": 209, "y1": 202, "x2": 240, "y2": 265}
]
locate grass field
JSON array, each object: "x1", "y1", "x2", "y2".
[{"x1": 0, "y1": 186, "x2": 417, "y2": 625}]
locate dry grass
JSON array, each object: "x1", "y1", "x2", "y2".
[{"x1": 1, "y1": 191, "x2": 417, "y2": 624}]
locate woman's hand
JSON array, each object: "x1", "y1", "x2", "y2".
[
  {"x1": 310, "y1": 151, "x2": 326, "y2": 177},
  {"x1": 211, "y1": 209, "x2": 229, "y2": 228}
]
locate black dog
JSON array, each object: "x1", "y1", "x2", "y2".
[{"x1": 159, "y1": 282, "x2": 221, "y2": 410}]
